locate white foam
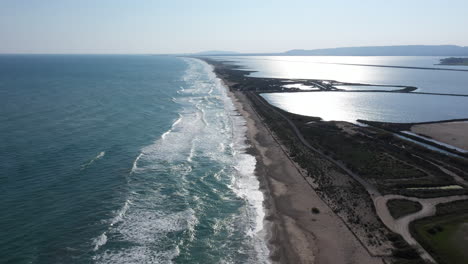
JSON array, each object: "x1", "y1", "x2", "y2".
[
  {"x1": 81, "y1": 151, "x2": 106, "y2": 169},
  {"x1": 131, "y1": 153, "x2": 143, "y2": 173},
  {"x1": 197, "y1": 59, "x2": 270, "y2": 262},
  {"x1": 93, "y1": 233, "x2": 108, "y2": 251},
  {"x1": 93, "y1": 58, "x2": 269, "y2": 263},
  {"x1": 92, "y1": 200, "x2": 131, "y2": 251},
  {"x1": 94, "y1": 208, "x2": 196, "y2": 263},
  {"x1": 95, "y1": 246, "x2": 180, "y2": 264},
  {"x1": 162, "y1": 114, "x2": 183, "y2": 139},
  {"x1": 187, "y1": 139, "x2": 196, "y2": 162},
  {"x1": 110, "y1": 200, "x2": 131, "y2": 226}
]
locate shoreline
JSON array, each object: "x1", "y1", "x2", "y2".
[
  {"x1": 199, "y1": 56, "x2": 468, "y2": 264},
  {"x1": 209, "y1": 61, "x2": 384, "y2": 263}
]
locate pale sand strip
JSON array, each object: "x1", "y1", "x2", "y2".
[
  {"x1": 411, "y1": 121, "x2": 468, "y2": 151},
  {"x1": 229, "y1": 90, "x2": 383, "y2": 264}
]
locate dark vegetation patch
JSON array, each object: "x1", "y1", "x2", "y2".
[
  {"x1": 387, "y1": 199, "x2": 422, "y2": 219},
  {"x1": 359, "y1": 119, "x2": 468, "y2": 159},
  {"x1": 203, "y1": 59, "x2": 467, "y2": 263},
  {"x1": 435, "y1": 199, "x2": 468, "y2": 216},
  {"x1": 409, "y1": 200, "x2": 468, "y2": 264},
  {"x1": 411, "y1": 213, "x2": 468, "y2": 264},
  {"x1": 299, "y1": 121, "x2": 428, "y2": 182},
  {"x1": 439, "y1": 57, "x2": 468, "y2": 66},
  {"x1": 396, "y1": 188, "x2": 468, "y2": 199},
  {"x1": 387, "y1": 233, "x2": 426, "y2": 264}
]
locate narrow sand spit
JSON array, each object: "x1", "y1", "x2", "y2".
[{"x1": 411, "y1": 121, "x2": 468, "y2": 151}]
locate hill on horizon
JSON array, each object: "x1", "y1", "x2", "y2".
[
  {"x1": 193, "y1": 50, "x2": 240, "y2": 55},
  {"x1": 190, "y1": 45, "x2": 468, "y2": 56},
  {"x1": 283, "y1": 45, "x2": 468, "y2": 56}
]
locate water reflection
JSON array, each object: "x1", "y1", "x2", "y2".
[
  {"x1": 220, "y1": 56, "x2": 468, "y2": 95},
  {"x1": 334, "y1": 85, "x2": 401, "y2": 91},
  {"x1": 282, "y1": 83, "x2": 318, "y2": 90},
  {"x1": 261, "y1": 92, "x2": 468, "y2": 123}
]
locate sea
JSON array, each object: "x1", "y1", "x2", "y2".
[
  {"x1": 217, "y1": 56, "x2": 468, "y2": 123},
  {"x1": 0, "y1": 55, "x2": 269, "y2": 264},
  {"x1": 3, "y1": 54, "x2": 467, "y2": 264}
]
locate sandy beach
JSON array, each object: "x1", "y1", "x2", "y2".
[
  {"x1": 227, "y1": 89, "x2": 383, "y2": 264},
  {"x1": 411, "y1": 121, "x2": 468, "y2": 151},
  {"x1": 203, "y1": 57, "x2": 468, "y2": 264}
]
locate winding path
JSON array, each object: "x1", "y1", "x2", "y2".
[
  {"x1": 248, "y1": 92, "x2": 380, "y2": 196},
  {"x1": 374, "y1": 194, "x2": 468, "y2": 263}
]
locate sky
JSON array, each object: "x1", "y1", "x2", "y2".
[{"x1": 1, "y1": 0, "x2": 468, "y2": 54}]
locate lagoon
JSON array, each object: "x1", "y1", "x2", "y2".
[
  {"x1": 219, "y1": 56, "x2": 468, "y2": 95},
  {"x1": 261, "y1": 92, "x2": 468, "y2": 123}
]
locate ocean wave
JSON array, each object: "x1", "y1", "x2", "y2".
[
  {"x1": 201, "y1": 59, "x2": 270, "y2": 262},
  {"x1": 93, "y1": 58, "x2": 269, "y2": 263},
  {"x1": 93, "y1": 233, "x2": 108, "y2": 251},
  {"x1": 81, "y1": 151, "x2": 106, "y2": 170},
  {"x1": 162, "y1": 114, "x2": 183, "y2": 140},
  {"x1": 95, "y1": 246, "x2": 180, "y2": 264},
  {"x1": 94, "y1": 208, "x2": 197, "y2": 263},
  {"x1": 92, "y1": 199, "x2": 131, "y2": 251},
  {"x1": 130, "y1": 153, "x2": 143, "y2": 173},
  {"x1": 110, "y1": 200, "x2": 131, "y2": 226}
]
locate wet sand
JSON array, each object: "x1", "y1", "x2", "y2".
[
  {"x1": 411, "y1": 121, "x2": 468, "y2": 151},
  {"x1": 227, "y1": 89, "x2": 383, "y2": 264}
]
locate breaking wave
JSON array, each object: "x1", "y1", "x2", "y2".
[
  {"x1": 81, "y1": 151, "x2": 106, "y2": 169},
  {"x1": 92, "y1": 58, "x2": 269, "y2": 263}
]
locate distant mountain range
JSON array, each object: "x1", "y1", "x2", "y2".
[{"x1": 193, "y1": 45, "x2": 468, "y2": 56}]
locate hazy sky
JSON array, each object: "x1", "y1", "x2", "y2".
[{"x1": 1, "y1": 0, "x2": 468, "y2": 54}]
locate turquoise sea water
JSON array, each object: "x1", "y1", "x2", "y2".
[{"x1": 0, "y1": 55, "x2": 267, "y2": 263}]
